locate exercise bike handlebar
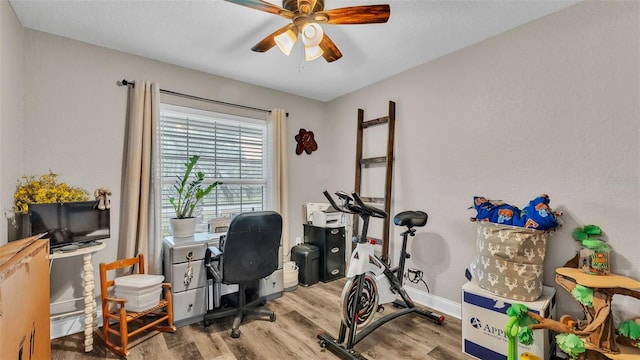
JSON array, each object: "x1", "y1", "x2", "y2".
[
  {"x1": 322, "y1": 190, "x2": 355, "y2": 214},
  {"x1": 351, "y1": 192, "x2": 387, "y2": 219},
  {"x1": 323, "y1": 190, "x2": 387, "y2": 219}
]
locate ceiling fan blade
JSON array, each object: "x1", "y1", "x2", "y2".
[
  {"x1": 251, "y1": 24, "x2": 295, "y2": 53},
  {"x1": 225, "y1": 0, "x2": 294, "y2": 18},
  {"x1": 319, "y1": 33, "x2": 342, "y2": 62},
  {"x1": 315, "y1": 4, "x2": 390, "y2": 25}
]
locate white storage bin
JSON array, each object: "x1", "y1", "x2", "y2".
[
  {"x1": 114, "y1": 274, "x2": 164, "y2": 312},
  {"x1": 114, "y1": 274, "x2": 164, "y2": 290},
  {"x1": 116, "y1": 286, "x2": 160, "y2": 298},
  {"x1": 115, "y1": 288, "x2": 161, "y2": 304},
  {"x1": 121, "y1": 299, "x2": 161, "y2": 312},
  {"x1": 283, "y1": 261, "x2": 298, "y2": 291}
]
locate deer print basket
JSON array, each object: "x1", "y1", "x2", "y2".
[{"x1": 469, "y1": 222, "x2": 549, "y2": 301}]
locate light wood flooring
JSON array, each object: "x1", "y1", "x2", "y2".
[{"x1": 51, "y1": 278, "x2": 472, "y2": 360}]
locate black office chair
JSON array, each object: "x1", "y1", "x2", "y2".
[{"x1": 203, "y1": 211, "x2": 282, "y2": 338}]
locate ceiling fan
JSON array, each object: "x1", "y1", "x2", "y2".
[{"x1": 225, "y1": 0, "x2": 390, "y2": 62}]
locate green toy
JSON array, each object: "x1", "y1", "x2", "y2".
[
  {"x1": 571, "y1": 284, "x2": 594, "y2": 307},
  {"x1": 571, "y1": 224, "x2": 602, "y2": 243},
  {"x1": 618, "y1": 320, "x2": 640, "y2": 348},
  {"x1": 505, "y1": 304, "x2": 537, "y2": 360},
  {"x1": 572, "y1": 224, "x2": 611, "y2": 275},
  {"x1": 556, "y1": 333, "x2": 585, "y2": 359},
  {"x1": 505, "y1": 303, "x2": 590, "y2": 360}
]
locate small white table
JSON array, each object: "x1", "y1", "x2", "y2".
[{"x1": 49, "y1": 242, "x2": 106, "y2": 352}]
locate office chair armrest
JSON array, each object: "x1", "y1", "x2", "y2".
[
  {"x1": 206, "y1": 245, "x2": 222, "y2": 260},
  {"x1": 205, "y1": 245, "x2": 224, "y2": 282},
  {"x1": 205, "y1": 262, "x2": 223, "y2": 282}
]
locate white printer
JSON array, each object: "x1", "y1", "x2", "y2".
[
  {"x1": 311, "y1": 207, "x2": 344, "y2": 227},
  {"x1": 303, "y1": 202, "x2": 345, "y2": 227}
]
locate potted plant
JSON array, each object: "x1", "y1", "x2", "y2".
[{"x1": 169, "y1": 155, "x2": 220, "y2": 237}]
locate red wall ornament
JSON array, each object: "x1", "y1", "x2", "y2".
[{"x1": 294, "y1": 128, "x2": 318, "y2": 155}]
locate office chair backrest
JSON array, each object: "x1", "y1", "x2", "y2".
[{"x1": 222, "y1": 211, "x2": 282, "y2": 284}]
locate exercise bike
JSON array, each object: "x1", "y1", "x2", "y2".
[{"x1": 318, "y1": 190, "x2": 445, "y2": 360}]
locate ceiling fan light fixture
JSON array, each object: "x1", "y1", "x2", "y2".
[
  {"x1": 274, "y1": 29, "x2": 298, "y2": 56},
  {"x1": 304, "y1": 44, "x2": 324, "y2": 61},
  {"x1": 230, "y1": 0, "x2": 390, "y2": 63},
  {"x1": 301, "y1": 22, "x2": 324, "y2": 48}
]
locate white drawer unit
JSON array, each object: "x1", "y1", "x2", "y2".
[
  {"x1": 173, "y1": 287, "x2": 207, "y2": 322},
  {"x1": 163, "y1": 233, "x2": 221, "y2": 327},
  {"x1": 170, "y1": 259, "x2": 207, "y2": 292}
]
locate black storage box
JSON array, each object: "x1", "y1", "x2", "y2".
[{"x1": 291, "y1": 244, "x2": 320, "y2": 286}]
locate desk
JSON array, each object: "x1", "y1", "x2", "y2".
[
  {"x1": 163, "y1": 233, "x2": 224, "y2": 327},
  {"x1": 49, "y1": 242, "x2": 106, "y2": 352}
]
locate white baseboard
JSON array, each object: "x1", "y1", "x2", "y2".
[
  {"x1": 50, "y1": 311, "x2": 103, "y2": 340},
  {"x1": 405, "y1": 286, "x2": 462, "y2": 320}
]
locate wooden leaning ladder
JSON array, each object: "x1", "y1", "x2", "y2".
[{"x1": 353, "y1": 100, "x2": 396, "y2": 258}]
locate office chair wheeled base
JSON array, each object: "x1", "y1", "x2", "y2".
[{"x1": 203, "y1": 284, "x2": 276, "y2": 338}]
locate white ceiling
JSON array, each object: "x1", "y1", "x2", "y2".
[{"x1": 9, "y1": 0, "x2": 579, "y2": 102}]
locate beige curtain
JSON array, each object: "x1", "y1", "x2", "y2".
[
  {"x1": 119, "y1": 80, "x2": 162, "y2": 274},
  {"x1": 268, "y1": 109, "x2": 290, "y2": 257}
]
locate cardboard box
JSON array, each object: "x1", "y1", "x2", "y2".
[
  {"x1": 0, "y1": 236, "x2": 51, "y2": 360},
  {"x1": 462, "y1": 281, "x2": 556, "y2": 360}
]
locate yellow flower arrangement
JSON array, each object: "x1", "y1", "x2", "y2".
[{"x1": 13, "y1": 171, "x2": 89, "y2": 214}]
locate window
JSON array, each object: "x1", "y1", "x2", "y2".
[{"x1": 159, "y1": 104, "x2": 270, "y2": 236}]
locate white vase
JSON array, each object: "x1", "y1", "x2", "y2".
[{"x1": 169, "y1": 217, "x2": 198, "y2": 238}]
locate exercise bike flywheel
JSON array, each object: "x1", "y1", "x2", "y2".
[{"x1": 341, "y1": 273, "x2": 379, "y2": 328}]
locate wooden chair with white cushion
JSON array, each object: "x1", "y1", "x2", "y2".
[{"x1": 95, "y1": 254, "x2": 176, "y2": 357}]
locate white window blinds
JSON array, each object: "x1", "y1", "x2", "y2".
[{"x1": 159, "y1": 104, "x2": 268, "y2": 235}]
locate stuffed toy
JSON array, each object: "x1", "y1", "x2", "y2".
[
  {"x1": 519, "y1": 194, "x2": 561, "y2": 230},
  {"x1": 471, "y1": 194, "x2": 561, "y2": 230},
  {"x1": 471, "y1": 196, "x2": 522, "y2": 226},
  {"x1": 94, "y1": 188, "x2": 112, "y2": 210}
]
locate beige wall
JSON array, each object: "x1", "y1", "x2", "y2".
[
  {"x1": 20, "y1": 29, "x2": 327, "y2": 320},
  {"x1": 2, "y1": 0, "x2": 639, "y2": 334},
  {"x1": 325, "y1": 1, "x2": 639, "y2": 319},
  {"x1": 0, "y1": 0, "x2": 24, "y2": 246}
]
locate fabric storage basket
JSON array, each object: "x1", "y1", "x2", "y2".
[{"x1": 469, "y1": 222, "x2": 549, "y2": 301}]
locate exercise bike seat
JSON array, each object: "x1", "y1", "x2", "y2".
[{"x1": 394, "y1": 211, "x2": 428, "y2": 228}]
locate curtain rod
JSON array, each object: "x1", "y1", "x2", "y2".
[{"x1": 118, "y1": 79, "x2": 273, "y2": 114}]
